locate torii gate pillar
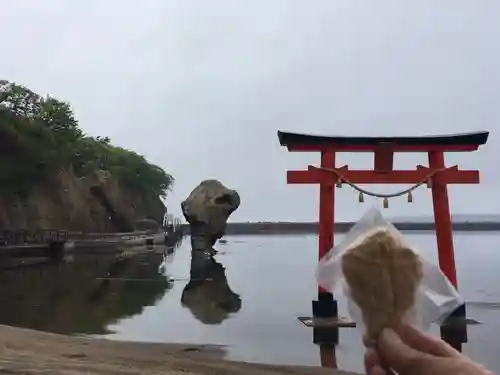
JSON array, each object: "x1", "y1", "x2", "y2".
[{"x1": 278, "y1": 130, "x2": 488, "y2": 361}]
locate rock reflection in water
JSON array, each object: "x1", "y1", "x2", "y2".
[
  {"x1": 181, "y1": 250, "x2": 241, "y2": 324},
  {"x1": 0, "y1": 248, "x2": 175, "y2": 335}
]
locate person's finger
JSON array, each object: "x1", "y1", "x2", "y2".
[
  {"x1": 368, "y1": 364, "x2": 389, "y2": 375},
  {"x1": 378, "y1": 328, "x2": 494, "y2": 375},
  {"x1": 364, "y1": 347, "x2": 382, "y2": 374},
  {"x1": 377, "y1": 328, "x2": 432, "y2": 374},
  {"x1": 395, "y1": 324, "x2": 461, "y2": 358}
]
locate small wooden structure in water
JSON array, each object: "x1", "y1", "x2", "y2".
[
  {"x1": 163, "y1": 213, "x2": 182, "y2": 231},
  {"x1": 278, "y1": 130, "x2": 489, "y2": 367}
]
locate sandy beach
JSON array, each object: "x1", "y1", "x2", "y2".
[{"x1": 0, "y1": 325, "x2": 356, "y2": 375}]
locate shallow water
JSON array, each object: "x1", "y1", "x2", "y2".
[{"x1": 1, "y1": 233, "x2": 499, "y2": 373}]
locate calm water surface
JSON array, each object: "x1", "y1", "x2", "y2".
[{"x1": 0, "y1": 233, "x2": 499, "y2": 373}]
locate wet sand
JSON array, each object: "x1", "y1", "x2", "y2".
[{"x1": 0, "y1": 325, "x2": 356, "y2": 375}]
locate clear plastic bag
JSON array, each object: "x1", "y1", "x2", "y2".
[{"x1": 316, "y1": 208, "x2": 464, "y2": 340}]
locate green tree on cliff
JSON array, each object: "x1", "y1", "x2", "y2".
[{"x1": 0, "y1": 80, "x2": 174, "y2": 197}]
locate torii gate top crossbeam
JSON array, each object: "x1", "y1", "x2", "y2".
[{"x1": 278, "y1": 131, "x2": 489, "y2": 152}]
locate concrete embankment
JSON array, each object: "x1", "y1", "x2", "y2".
[{"x1": 0, "y1": 229, "x2": 184, "y2": 263}]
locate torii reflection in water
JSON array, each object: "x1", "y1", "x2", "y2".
[{"x1": 181, "y1": 251, "x2": 241, "y2": 325}]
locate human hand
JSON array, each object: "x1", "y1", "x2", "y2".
[{"x1": 364, "y1": 324, "x2": 494, "y2": 375}]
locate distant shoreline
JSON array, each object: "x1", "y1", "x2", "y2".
[{"x1": 180, "y1": 221, "x2": 500, "y2": 235}]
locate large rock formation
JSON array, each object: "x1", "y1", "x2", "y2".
[{"x1": 181, "y1": 180, "x2": 240, "y2": 251}]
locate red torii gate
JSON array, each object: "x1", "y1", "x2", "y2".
[{"x1": 278, "y1": 130, "x2": 489, "y2": 362}]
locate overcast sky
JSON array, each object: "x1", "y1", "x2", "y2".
[{"x1": 1, "y1": 0, "x2": 499, "y2": 221}]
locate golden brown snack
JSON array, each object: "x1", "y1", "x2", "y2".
[{"x1": 341, "y1": 227, "x2": 423, "y2": 341}]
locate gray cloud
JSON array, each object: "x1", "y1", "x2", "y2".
[{"x1": 1, "y1": 0, "x2": 498, "y2": 221}]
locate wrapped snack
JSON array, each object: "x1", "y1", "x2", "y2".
[
  {"x1": 316, "y1": 208, "x2": 463, "y2": 340},
  {"x1": 341, "y1": 227, "x2": 423, "y2": 340}
]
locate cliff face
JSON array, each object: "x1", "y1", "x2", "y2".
[{"x1": 0, "y1": 169, "x2": 166, "y2": 232}]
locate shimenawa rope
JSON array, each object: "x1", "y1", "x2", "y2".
[{"x1": 310, "y1": 165, "x2": 450, "y2": 207}]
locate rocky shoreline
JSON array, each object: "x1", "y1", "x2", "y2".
[
  {"x1": 0, "y1": 324, "x2": 355, "y2": 375},
  {"x1": 180, "y1": 221, "x2": 500, "y2": 235}
]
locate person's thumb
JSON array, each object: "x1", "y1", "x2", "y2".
[{"x1": 377, "y1": 328, "x2": 427, "y2": 374}]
